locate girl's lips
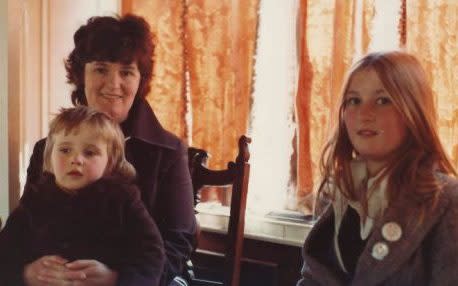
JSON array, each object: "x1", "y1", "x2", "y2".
[
  {"x1": 67, "y1": 170, "x2": 83, "y2": 176},
  {"x1": 357, "y1": 129, "x2": 378, "y2": 136}
]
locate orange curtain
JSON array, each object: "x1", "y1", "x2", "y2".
[
  {"x1": 406, "y1": 0, "x2": 458, "y2": 168},
  {"x1": 124, "y1": 0, "x2": 188, "y2": 139},
  {"x1": 185, "y1": 0, "x2": 258, "y2": 169},
  {"x1": 296, "y1": 0, "x2": 359, "y2": 205},
  {"x1": 125, "y1": 0, "x2": 259, "y2": 170}
]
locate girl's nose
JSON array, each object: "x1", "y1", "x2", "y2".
[
  {"x1": 71, "y1": 154, "x2": 83, "y2": 165},
  {"x1": 358, "y1": 103, "x2": 376, "y2": 121}
]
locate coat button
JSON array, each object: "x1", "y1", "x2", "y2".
[
  {"x1": 382, "y1": 221, "x2": 402, "y2": 242},
  {"x1": 372, "y1": 242, "x2": 389, "y2": 260}
]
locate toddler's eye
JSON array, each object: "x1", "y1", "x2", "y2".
[
  {"x1": 84, "y1": 148, "x2": 101, "y2": 157},
  {"x1": 59, "y1": 147, "x2": 70, "y2": 154},
  {"x1": 84, "y1": 150, "x2": 96, "y2": 157}
]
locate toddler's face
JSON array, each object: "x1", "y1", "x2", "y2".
[
  {"x1": 50, "y1": 125, "x2": 108, "y2": 192},
  {"x1": 343, "y1": 68, "x2": 407, "y2": 173}
]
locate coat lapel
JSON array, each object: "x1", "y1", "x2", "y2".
[
  {"x1": 303, "y1": 207, "x2": 345, "y2": 286},
  {"x1": 352, "y1": 190, "x2": 450, "y2": 286}
]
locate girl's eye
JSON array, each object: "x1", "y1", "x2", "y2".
[
  {"x1": 58, "y1": 147, "x2": 70, "y2": 154},
  {"x1": 84, "y1": 149, "x2": 99, "y2": 157},
  {"x1": 345, "y1": 97, "x2": 361, "y2": 106},
  {"x1": 376, "y1": 97, "x2": 392, "y2": 105}
]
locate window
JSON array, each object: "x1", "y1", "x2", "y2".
[{"x1": 129, "y1": 0, "x2": 458, "y2": 216}]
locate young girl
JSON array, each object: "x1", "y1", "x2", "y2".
[
  {"x1": 297, "y1": 51, "x2": 458, "y2": 286},
  {"x1": 0, "y1": 106, "x2": 165, "y2": 286}
]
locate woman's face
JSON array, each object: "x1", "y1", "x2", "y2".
[
  {"x1": 84, "y1": 61, "x2": 141, "y2": 123},
  {"x1": 343, "y1": 68, "x2": 408, "y2": 176}
]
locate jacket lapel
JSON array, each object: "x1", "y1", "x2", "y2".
[
  {"x1": 303, "y1": 207, "x2": 346, "y2": 286},
  {"x1": 352, "y1": 190, "x2": 450, "y2": 286}
]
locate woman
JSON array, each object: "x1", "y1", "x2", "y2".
[
  {"x1": 297, "y1": 51, "x2": 458, "y2": 285},
  {"x1": 24, "y1": 14, "x2": 196, "y2": 286}
]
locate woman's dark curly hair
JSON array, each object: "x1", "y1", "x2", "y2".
[{"x1": 65, "y1": 14, "x2": 155, "y2": 106}]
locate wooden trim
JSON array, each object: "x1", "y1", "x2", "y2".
[
  {"x1": 0, "y1": 0, "x2": 8, "y2": 223},
  {"x1": 121, "y1": 0, "x2": 133, "y2": 15}
]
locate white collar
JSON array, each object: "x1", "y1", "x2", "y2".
[{"x1": 331, "y1": 159, "x2": 389, "y2": 273}]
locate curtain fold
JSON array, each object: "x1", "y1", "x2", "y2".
[
  {"x1": 296, "y1": 0, "x2": 358, "y2": 205},
  {"x1": 126, "y1": 0, "x2": 258, "y2": 169},
  {"x1": 185, "y1": 0, "x2": 258, "y2": 169},
  {"x1": 126, "y1": 0, "x2": 188, "y2": 139},
  {"x1": 295, "y1": 1, "x2": 313, "y2": 201},
  {"x1": 406, "y1": 0, "x2": 458, "y2": 168}
]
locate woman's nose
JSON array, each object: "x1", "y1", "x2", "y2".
[{"x1": 106, "y1": 71, "x2": 121, "y2": 88}]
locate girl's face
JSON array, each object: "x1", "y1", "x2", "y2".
[
  {"x1": 51, "y1": 125, "x2": 109, "y2": 192},
  {"x1": 84, "y1": 61, "x2": 141, "y2": 123},
  {"x1": 343, "y1": 68, "x2": 408, "y2": 176}
]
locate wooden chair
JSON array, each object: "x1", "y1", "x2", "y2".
[{"x1": 187, "y1": 135, "x2": 251, "y2": 286}]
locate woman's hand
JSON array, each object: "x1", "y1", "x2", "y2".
[
  {"x1": 24, "y1": 256, "x2": 117, "y2": 286},
  {"x1": 65, "y1": 259, "x2": 118, "y2": 286},
  {"x1": 23, "y1": 255, "x2": 86, "y2": 286}
]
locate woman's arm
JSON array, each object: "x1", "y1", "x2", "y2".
[
  {"x1": 155, "y1": 141, "x2": 197, "y2": 284},
  {"x1": 25, "y1": 139, "x2": 46, "y2": 189},
  {"x1": 297, "y1": 256, "x2": 322, "y2": 286},
  {"x1": 115, "y1": 185, "x2": 165, "y2": 286}
]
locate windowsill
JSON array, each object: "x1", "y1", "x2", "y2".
[{"x1": 196, "y1": 202, "x2": 314, "y2": 247}]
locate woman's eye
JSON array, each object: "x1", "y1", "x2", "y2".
[
  {"x1": 94, "y1": 67, "x2": 107, "y2": 74},
  {"x1": 345, "y1": 97, "x2": 361, "y2": 106},
  {"x1": 376, "y1": 97, "x2": 392, "y2": 105},
  {"x1": 120, "y1": 70, "x2": 134, "y2": 77}
]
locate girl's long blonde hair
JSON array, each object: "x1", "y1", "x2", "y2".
[
  {"x1": 317, "y1": 51, "x2": 456, "y2": 217},
  {"x1": 43, "y1": 106, "x2": 136, "y2": 181}
]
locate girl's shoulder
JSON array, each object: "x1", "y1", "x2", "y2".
[
  {"x1": 433, "y1": 173, "x2": 458, "y2": 214},
  {"x1": 436, "y1": 173, "x2": 458, "y2": 196}
]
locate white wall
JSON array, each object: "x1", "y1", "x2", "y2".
[
  {"x1": 0, "y1": 0, "x2": 9, "y2": 226},
  {"x1": 45, "y1": 0, "x2": 121, "y2": 125}
]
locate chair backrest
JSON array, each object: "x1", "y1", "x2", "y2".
[{"x1": 188, "y1": 135, "x2": 251, "y2": 286}]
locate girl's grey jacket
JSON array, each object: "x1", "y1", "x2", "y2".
[{"x1": 297, "y1": 174, "x2": 458, "y2": 286}]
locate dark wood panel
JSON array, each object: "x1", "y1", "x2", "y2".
[{"x1": 192, "y1": 230, "x2": 302, "y2": 286}]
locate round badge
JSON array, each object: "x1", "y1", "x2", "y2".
[
  {"x1": 382, "y1": 222, "x2": 402, "y2": 242},
  {"x1": 372, "y1": 242, "x2": 389, "y2": 261}
]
